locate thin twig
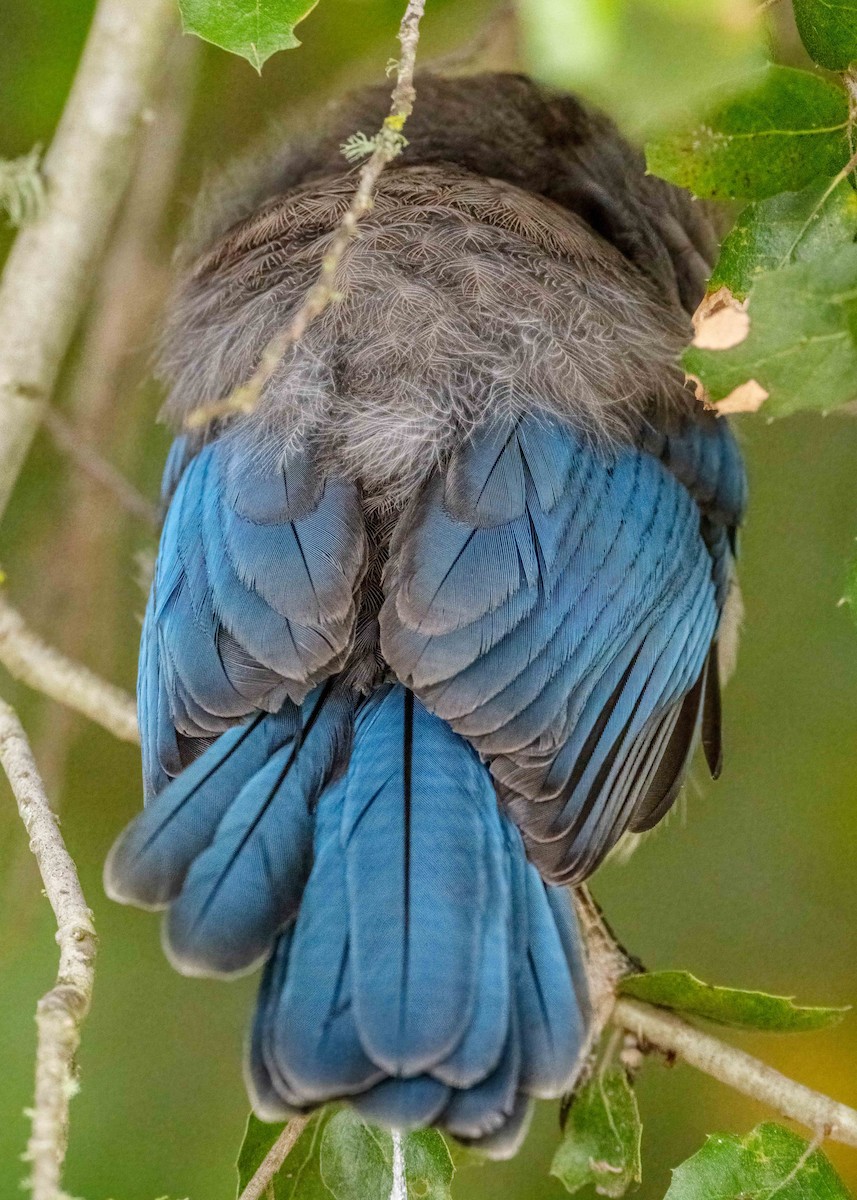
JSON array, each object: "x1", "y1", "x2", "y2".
[
  {"x1": 0, "y1": 700, "x2": 97, "y2": 1199},
  {"x1": 0, "y1": 592, "x2": 138, "y2": 744},
  {"x1": 238, "y1": 1117, "x2": 311, "y2": 1200},
  {"x1": 0, "y1": 0, "x2": 177, "y2": 522},
  {"x1": 42, "y1": 409, "x2": 159, "y2": 528},
  {"x1": 184, "y1": 0, "x2": 428, "y2": 431},
  {"x1": 613, "y1": 997, "x2": 857, "y2": 1149}
]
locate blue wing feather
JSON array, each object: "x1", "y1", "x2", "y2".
[{"x1": 382, "y1": 413, "x2": 728, "y2": 882}]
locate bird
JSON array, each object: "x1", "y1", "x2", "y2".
[{"x1": 105, "y1": 72, "x2": 747, "y2": 1157}]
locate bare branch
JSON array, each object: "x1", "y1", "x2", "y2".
[
  {"x1": 185, "y1": 0, "x2": 428, "y2": 430},
  {"x1": 43, "y1": 409, "x2": 159, "y2": 528},
  {"x1": 0, "y1": 593, "x2": 138, "y2": 744},
  {"x1": 0, "y1": 700, "x2": 97, "y2": 1199},
  {"x1": 238, "y1": 1117, "x2": 311, "y2": 1200},
  {"x1": 0, "y1": 0, "x2": 177, "y2": 522},
  {"x1": 613, "y1": 996, "x2": 857, "y2": 1149}
]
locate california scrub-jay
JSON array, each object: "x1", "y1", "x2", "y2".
[{"x1": 106, "y1": 73, "x2": 746, "y2": 1157}]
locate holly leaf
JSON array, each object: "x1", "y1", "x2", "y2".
[
  {"x1": 710, "y1": 177, "x2": 857, "y2": 300},
  {"x1": 646, "y1": 65, "x2": 850, "y2": 200},
  {"x1": 794, "y1": 0, "x2": 857, "y2": 72},
  {"x1": 684, "y1": 245, "x2": 857, "y2": 416},
  {"x1": 619, "y1": 971, "x2": 848, "y2": 1031},
  {"x1": 665, "y1": 1123, "x2": 852, "y2": 1200},
  {"x1": 235, "y1": 1110, "x2": 332, "y2": 1199},
  {"x1": 551, "y1": 1067, "x2": 642, "y2": 1198},
  {"x1": 319, "y1": 1111, "x2": 454, "y2": 1200},
  {"x1": 179, "y1": 0, "x2": 319, "y2": 72}
]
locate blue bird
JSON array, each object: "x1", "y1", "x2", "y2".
[{"x1": 105, "y1": 73, "x2": 746, "y2": 1156}]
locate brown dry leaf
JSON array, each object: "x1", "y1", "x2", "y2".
[
  {"x1": 716, "y1": 379, "x2": 769, "y2": 414},
  {"x1": 692, "y1": 286, "x2": 750, "y2": 351},
  {"x1": 685, "y1": 372, "x2": 714, "y2": 406}
]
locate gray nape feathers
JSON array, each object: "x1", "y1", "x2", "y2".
[{"x1": 159, "y1": 72, "x2": 717, "y2": 509}]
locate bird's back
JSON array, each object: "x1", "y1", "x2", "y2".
[{"x1": 106, "y1": 72, "x2": 747, "y2": 1152}]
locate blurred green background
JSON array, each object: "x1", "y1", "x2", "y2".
[{"x1": 1, "y1": 1, "x2": 856, "y2": 1197}]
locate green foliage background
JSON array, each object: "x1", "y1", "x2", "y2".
[{"x1": 1, "y1": 1, "x2": 857, "y2": 1197}]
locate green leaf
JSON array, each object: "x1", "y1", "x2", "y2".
[
  {"x1": 794, "y1": 0, "x2": 857, "y2": 71},
  {"x1": 179, "y1": 0, "x2": 319, "y2": 72},
  {"x1": 710, "y1": 177, "x2": 857, "y2": 299},
  {"x1": 619, "y1": 971, "x2": 848, "y2": 1031},
  {"x1": 646, "y1": 65, "x2": 850, "y2": 200},
  {"x1": 665, "y1": 1122, "x2": 853, "y2": 1200},
  {"x1": 235, "y1": 1110, "x2": 333, "y2": 1199},
  {"x1": 320, "y1": 1111, "x2": 454, "y2": 1200},
  {"x1": 551, "y1": 1067, "x2": 642, "y2": 1198},
  {"x1": 685, "y1": 245, "x2": 857, "y2": 416}
]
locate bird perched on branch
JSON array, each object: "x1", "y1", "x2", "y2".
[{"x1": 105, "y1": 73, "x2": 746, "y2": 1156}]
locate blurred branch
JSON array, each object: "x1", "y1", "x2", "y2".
[
  {"x1": 428, "y1": 1, "x2": 518, "y2": 72},
  {"x1": 42, "y1": 409, "x2": 159, "y2": 528},
  {"x1": 185, "y1": 0, "x2": 428, "y2": 430},
  {"x1": 0, "y1": 593, "x2": 138, "y2": 744},
  {"x1": 238, "y1": 1118, "x2": 311, "y2": 1200},
  {"x1": 579, "y1": 891, "x2": 857, "y2": 1149},
  {"x1": 0, "y1": 700, "x2": 97, "y2": 1199},
  {"x1": 25, "y1": 32, "x2": 197, "y2": 800},
  {"x1": 0, "y1": 0, "x2": 177, "y2": 522}
]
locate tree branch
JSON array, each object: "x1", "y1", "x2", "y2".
[
  {"x1": 0, "y1": 593, "x2": 138, "y2": 744},
  {"x1": 578, "y1": 888, "x2": 857, "y2": 1150},
  {"x1": 0, "y1": 0, "x2": 177, "y2": 522},
  {"x1": 185, "y1": 0, "x2": 428, "y2": 430},
  {"x1": 613, "y1": 997, "x2": 857, "y2": 1149},
  {"x1": 238, "y1": 1117, "x2": 311, "y2": 1200},
  {"x1": 0, "y1": 700, "x2": 97, "y2": 1199}
]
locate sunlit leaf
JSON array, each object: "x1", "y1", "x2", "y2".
[
  {"x1": 518, "y1": 0, "x2": 623, "y2": 84},
  {"x1": 319, "y1": 1111, "x2": 454, "y2": 1200},
  {"x1": 179, "y1": 0, "x2": 319, "y2": 71},
  {"x1": 619, "y1": 971, "x2": 848, "y2": 1031},
  {"x1": 665, "y1": 1123, "x2": 852, "y2": 1200},
  {"x1": 710, "y1": 177, "x2": 857, "y2": 300},
  {"x1": 793, "y1": 0, "x2": 857, "y2": 71},
  {"x1": 646, "y1": 65, "x2": 850, "y2": 199},
  {"x1": 685, "y1": 245, "x2": 857, "y2": 416},
  {"x1": 520, "y1": 0, "x2": 764, "y2": 135},
  {"x1": 551, "y1": 1067, "x2": 642, "y2": 1198}
]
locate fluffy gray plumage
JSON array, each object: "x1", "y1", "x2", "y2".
[{"x1": 159, "y1": 72, "x2": 716, "y2": 510}]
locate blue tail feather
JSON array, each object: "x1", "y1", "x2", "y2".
[
  {"x1": 343, "y1": 685, "x2": 490, "y2": 1076},
  {"x1": 240, "y1": 684, "x2": 591, "y2": 1153}
]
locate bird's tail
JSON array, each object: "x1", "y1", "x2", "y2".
[{"x1": 106, "y1": 681, "x2": 590, "y2": 1156}]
